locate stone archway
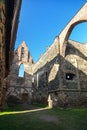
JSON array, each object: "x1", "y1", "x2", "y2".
[{"x1": 59, "y1": 2, "x2": 87, "y2": 57}]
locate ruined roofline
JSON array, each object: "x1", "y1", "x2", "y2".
[
  {"x1": 34, "y1": 36, "x2": 59, "y2": 64},
  {"x1": 16, "y1": 41, "x2": 28, "y2": 48},
  {"x1": 15, "y1": 41, "x2": 34, "y2": 63},
  {"x1": 35, "y1": 2, "x2": 87, "y2": 64},
  {"x1": 68, "y1": 39, "x2": 87, "y2": 51},
  {"x1": 15, "y1": 41, "x2": 30, "y2": 53},
  {"x1": 59, "y1": 2, "x2": 87, "y2": 36},
  {"x1": 68, "y1": 39, "x2": 87, "y2": 45},
  {"x1": 34, "y1": 37, "x2": 87, "y2": 65}
]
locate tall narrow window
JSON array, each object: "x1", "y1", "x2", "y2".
[
  {"x1": 37, "y1": 73, "x2": 39, "y2": 88},
  {"x1": 21, "y1": 47, "x2": 24, "y2": 53},
  {"x1": 20, "y1": 47, "x2": 24, "y2": 60},
  {"x1": 18, "y1": 64, "x2": 24, "y2": 77},
  {"x1": 46, "y1": 72, "x2": 48, "y2": 80}
]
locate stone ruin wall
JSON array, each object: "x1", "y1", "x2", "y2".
[
  {"x1": 33, "y1": 39, "x2": 87, "y2": 107},
  {"x1": 32, "y1": 37, "x2": 60, "y2": 103},
  {"x1": 0, "y1": 0, "x2": 22, "y2": 109},
  {"x1": 0, "y1": 2, "x2": 6, "y2": 105},
  {"x1": 7, "y1": 37, "x2": 87, "y2": 107},
  {"x1": 7, "y1": 38, "x2": 87, "y2": 107},
  {"x1": 7, "y1": 42, "x2": 34, "y2": 105},
  {"x1": 61, "y1": 40, "x2": 87, "y2": 106},
  {"x1": 7, "y1": 3, "x2": 87, "y2": 107}
]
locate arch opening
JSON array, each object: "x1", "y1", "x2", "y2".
[
  {"x1": 69, "y1": 22, "x2": 87, "y2": 43},
  {"x1": 18, "y1": 64, "x2": 24, "y2": 77},
  {"x1": 64, "y1": 21, "x2": 87, "y2": 57}
]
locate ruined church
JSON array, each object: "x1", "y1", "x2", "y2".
[{"x1": 7, "y1": 3, "x2": 87, "y2": 107}]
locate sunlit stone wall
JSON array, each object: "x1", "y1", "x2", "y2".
[{"x1": 7, "y1": 42, "x2": 34, "y2": 104}]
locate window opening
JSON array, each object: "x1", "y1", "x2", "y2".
[
  {"x1": 46, "y1": 72, "x2": 48, "y2": 80},
  {"x1": 18, "y1": 64, "x2": 24, "y2": 77},
  {"x1": 20, "y1": 47, "x2": 24, "y2": 60},
  {"x1": 66, "y1": 73, "x2": 75, "y2": 80},
  {"x1": 70, "y1": 22, "x2": 87, "y2": 43},
  {"x1": 21, "y1": 47, "x2": 24, "y2": 53}
]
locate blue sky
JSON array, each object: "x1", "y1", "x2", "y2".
[
  {"x1": 15, "y1": 0, "x2": 87, "y2": 62},
  {"x1": 18, "y1": 64, "x2": 24, "y2": 77}
]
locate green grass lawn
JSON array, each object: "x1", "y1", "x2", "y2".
[{"x1": 0, "y1": 105, "x2": 87, "y2": 130}]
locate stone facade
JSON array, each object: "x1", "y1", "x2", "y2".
[
  {"x1": 33, "y1": 39, "x2": 87, "y2": 107},
  {"x1": 32, "y1": 3, "x2": 87, "y2": 107},
  {"x1": 8, "y1": 2, "x2": 87, "y2": 107},
  {"x1": 7, "y1": 41, "x2": 34, "y2": 104},
  {"x1": 0, "y1": 0, "x2": 22, "y2": 109},
  {"x1": 0, "y1": 2, "x2": 6, "y2": 106}
]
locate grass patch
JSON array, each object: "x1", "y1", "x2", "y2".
[
  {"x1": 0, "y1": 105, "x2": 87, "y2": 130},
  {"x1": 33, "y1": 103, "x2": 47, "y2": 108}
]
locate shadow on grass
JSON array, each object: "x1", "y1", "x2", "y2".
[{"x1": 0, "y1": 105, "x2": 87, "y2": 130}]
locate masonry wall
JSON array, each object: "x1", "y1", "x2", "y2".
[
  {"x1": 7, "y1": 42, "x2": 34, "y2": 105},
  {"x1": 0, "y1": 2, "x2": 6, "y2": 106},
  {"x1": 33, "y1": 37, "x2": 59, "y2": 72},
  {"x1": 7, "y1": 39, "x2": 87, "y2": 107},
  {"x1": 31, "y1": 2, "x2": 87, "y2": 106},
  {"x1": 33, "y1": 39, "x2": 87, "y2": 107},
  {"x1": 33, "y1": 37, "x2": 61, "y2": 103},
  {"x1": 61, "y1": 40, "x2": 87, "y2": 106},
  {"x1": 0, "y1": 0, "x2": 22, "y2": 109}
]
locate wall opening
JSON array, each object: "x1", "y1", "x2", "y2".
[
  {"x1": 18, "y1": 64, "x2": 24, "y2": 77},
  {"x1": 69, "y1": 22, "x2": 87, "y2": 43},
  {"x1": 20, "y1": 47, "x2": 24, "y2": 60},
  {"x1": 46, "y1": 72, "x2": 48, "y2": 80},
  {"x1": 66, "y1": 73, "x2": 75, "y2": 80}
]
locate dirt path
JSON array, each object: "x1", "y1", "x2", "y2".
[
  {"x1": 38, "y1": 113, "x2": 58, "y2": 123},
  {"x1": 19, "y1": 103, "x2": 59, "y2": 123}
]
